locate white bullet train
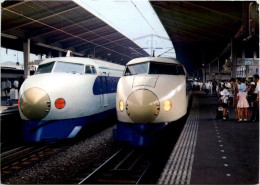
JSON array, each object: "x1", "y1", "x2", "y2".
[
  {"x1": 114, "y1": 57, "x2": 192, "y2": 146},
  {"x1": 18, "y1": 57, "x2": 124, "y2": 142}
]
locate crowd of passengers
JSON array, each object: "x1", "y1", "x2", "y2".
[{"x1": 192, "y1": 74, "x2": 259, "y2": 123}]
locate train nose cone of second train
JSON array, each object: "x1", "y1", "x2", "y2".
[
  {"x1": 20, "y1": 87, "x2": 51, "y2": 120},
  {"x1": 126, "y1": 89, "x2": 160, "y2": 123}
]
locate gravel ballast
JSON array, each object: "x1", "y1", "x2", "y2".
[{"x1": 1, "y1": 125, "x2": 120, "y2": 184}]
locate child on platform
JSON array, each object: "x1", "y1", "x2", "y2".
[
  {"x1": 219, "y1": 89, "x2": 230, "y2": 120},
  {"x1": 237, "y1": 83, "x2": 249, "y2": 122}
]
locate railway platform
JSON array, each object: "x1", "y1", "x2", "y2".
[
  {"x1": 158, "y1": 92, "x2": 259, "y2": 184},
  {"x1": 1, "y1": 96, "x2": 18, "y2": 116}
]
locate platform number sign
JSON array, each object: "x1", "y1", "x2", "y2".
[{"x1": 245, "y1": 59, "x2": 253, "y2": 66}]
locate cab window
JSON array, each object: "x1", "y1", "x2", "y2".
[
  {"x1": 53, "y1": 61, "x2": 84, "y2": 74},
  {"x1": 124, "y1": 62, "x2": 148, "y2": 76},
  {"x1": 149, "y1": 62, "x2": 178, "y2": 75},
  {"x1": 35, "y1": 62, "x2": 55, "y2": 74}
]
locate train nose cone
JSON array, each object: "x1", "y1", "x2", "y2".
[
  {"x1": 126, "y1": 89, "x2": 160, "y2": 123},
  {"x1": 20, "y1": 87, "x2": 51, "y2": 120}
]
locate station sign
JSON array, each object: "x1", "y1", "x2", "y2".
[{"x1": 237, "y1": 58, "x2": 259, "y2": 66}]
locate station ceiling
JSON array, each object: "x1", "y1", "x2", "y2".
[
  {"x1": 2, "y1": 1, "x2": 259, "y2": 73},
  {"x1": 1, "y1": 1, "x2": 149, "y2": 65},
  {"x1": 150, "y1": 1, "x2": 259, "y2": 72}
]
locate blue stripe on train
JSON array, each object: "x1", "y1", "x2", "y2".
[
  {"x1": 93, "y1": 76, "x2": 120, "y2": 95},
  {"x1": 22, "y1": 109, "x2": 116, "y2": 142}
]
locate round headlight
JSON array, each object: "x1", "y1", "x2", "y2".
[
  {"x1": 119, "y1": 100, "x2": 124, "y2": 112},
  {"x1": 164, "y1": 100, "x2": 172, "y2": 112}
]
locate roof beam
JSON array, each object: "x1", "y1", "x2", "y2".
[
  {"x1": 160, "y1": 17, "x2": 229, "y2": 40},
  {"x1": 165, "y1": 24, "x2": 217, "y2": 42},
  {"x1": 30, "y1": 17, "x2": 99, "y2": 39},
  {"x1": 2, "y1": 7, "x2": 133, "y2": 59},
  {"x1": 153, "y1": 4, "x2": 237, "y2": 32},
  {"x1": 183, "y1": 2, "x2": 242, "y2": 21},
  {"x1": 2, "y1": 3, "x2": 80, "y2": 32}
]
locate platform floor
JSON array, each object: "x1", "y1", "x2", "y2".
[
  {"x1": 1, "y1": 96, "x2": 18, "y2": 115},
  {"x1": 158, "y1": 92, "x2": 259, "y2": 184}
]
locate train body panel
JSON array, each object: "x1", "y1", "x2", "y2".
[
  {"x1": 19, "y1": 57, "x2": 124, "y2": 142},
  {"x1": 114, "y1": 57, "x2": 191, "y2": 146}
]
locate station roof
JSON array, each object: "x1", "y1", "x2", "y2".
[
  {"x1": 1, "y1": 1, "x2": 149, "y2": 65},
  {"x1": 2, "y1": 1, "x2": 258, "y2": 73},
  {"x1": 150, "y1": 1, "x2": 259, "y2": 72}
]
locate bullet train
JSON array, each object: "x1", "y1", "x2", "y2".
[
  {"x1": 114, "y1": 57, "x2": 192, "y2": 146},
  {"x1": 18, "y1": 57, "x2": 124, "y2": 142}
]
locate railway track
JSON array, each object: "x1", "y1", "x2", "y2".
[
  {"x1": 1, "y1": 145, "x2": 51, "y2": 175},
  {"x1": 78, "y1": 147, "x2": 152, "y2": 184}
]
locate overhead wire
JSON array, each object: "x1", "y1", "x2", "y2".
[{"x1": 130, "y1": 0, "x2": 175, "y2": 56}]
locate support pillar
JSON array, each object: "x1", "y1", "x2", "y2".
[
  {"x1": 59, "y1": 51, "x2": 63, "y2": 57},
  {"x1": 218, "y1": 58, "x2": 220, "y2": 80},
  {"x1": 23, "y1": 39, "x2": 30, "y2": 79},
  {"x1": 209, "y1": 64, "x2": 211, "y2": 80},
  {"x1": 37, "y1": 54, "x2": 42, "y2": 60},
  {"x1": 231, "y1": 38, "x2": 237, "y2": 78},
  {"x1": 202, "y1": 67, "x2": 205, "y2": 83},
  {"x1": 47, "y1": 49, "x2": 52, "y2": 58}
]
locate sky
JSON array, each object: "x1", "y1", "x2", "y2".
[
  {"x1": 1, "y1": 0, "x2": 175, "y2": 65},
  {"x1": 1, "y1": 48, "x2": 40, "y2": 66}
]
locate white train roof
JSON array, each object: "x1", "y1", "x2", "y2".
[
  {"x1": 40, "y1": 57, "x2": 124, "y2": 70},
  {"x1": 126, "y1": 57, "x2": 181, "y2": 66}
]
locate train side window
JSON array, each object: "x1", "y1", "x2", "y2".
[
  {"x1": 85, "y1": 65, "x2": 92, "y2": 74},
  {"x1": 91, "y1": 66, "x2": 97, "y2": 74}
]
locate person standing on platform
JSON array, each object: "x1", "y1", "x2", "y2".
[
  {"x1": 4, "y1": 79, "x2": 11, "y2": 96},
  {"x1": 13, "y1": 78, "x2": 19, "y2": 89},
  {"x1": 237, "y1": 83, "x2": 249, "y2": 122},
  {"x1": 212, "y1": 79, "x2": 217, "y2": 95},
  {"x1": 250, "y1": 74, "x2": 259, "y2": 122},
  {"x1": 229, "y1": 78, "x2": 239, "y2": 120},
  {"x1": 205, "y1": 80, "x2": 210, "y2": 95},
  {"x1": 219, "y1": 89, "x2": 230, "y2": 120},
  {"x1": 1, "y1": 79, "x2": 6, "y2": 97}
]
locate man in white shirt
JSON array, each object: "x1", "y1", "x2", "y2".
[{"x1": 205, "y1": 80, "x2": 211, "y2": 95}]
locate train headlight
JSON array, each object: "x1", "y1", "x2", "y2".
[
  {"x1": 163, "y1": 100, "x2": 172, "y2": 112},
  {"x1": 119, "y1": 100, "x2": 124, "y2": 112},
  {"x1": 55, "y1": 98, "x2": 66, "y2": 109}
]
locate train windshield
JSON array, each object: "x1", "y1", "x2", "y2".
[
  {"x1": 35, "y1": 62, "x2": 55, "y2": 74},
  {"x1": 53, "y1": 61, "x2": 84, "y2": 74},
  {"x1": 149, "y1": 62, "x2": 185, "y2": 75},
  {"x1": 124, "y1": 62, "x2": 148, "y2": 75}
]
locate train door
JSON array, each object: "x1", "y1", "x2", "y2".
[{"x1": 100, "y1": 72, "x2": 108, "y2": 107}]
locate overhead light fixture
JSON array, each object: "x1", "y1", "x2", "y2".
[{"x1": 2, "y1": 33, "x2": 18, "y2": 39}]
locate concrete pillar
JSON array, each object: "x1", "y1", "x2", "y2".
[
  {"x1": 37, "y1": 54, "x2": 42, "y2": 60},
  {"x1": 231, "y1": 38, "x2": 237, "y2": 78},
  {"x1": 59, "y1": 51, "x2": 63, "y2": 57},
  {"x1": 209, "y1": 64, "x2": 211, "y2": 80},
  {"x1": 47, "y1": 49, "x2": 52, "y2": 58},
  {"x1": 218, "y1": 58, "x2": 220, "y2": 80},
  {"x1": 23, "y1": 39, "x2": 30, "y2": 79},
  {"x1": 202, "y1": 67, "x2": 206, "y2": 83}
]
